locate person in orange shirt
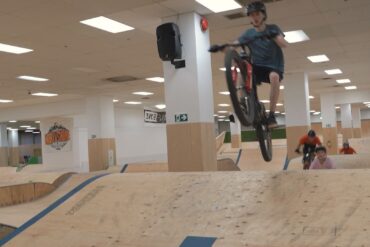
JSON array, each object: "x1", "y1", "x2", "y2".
[
  {"x1": 295, "y1": 130, "x2": 322, "y2": 169},
  {"x1": 339, "y1": 141, "x2": 356, "y2": 154}
]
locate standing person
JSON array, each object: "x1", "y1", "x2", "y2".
[
  {"x1": 339, "y1": 141, "x2": 357, "y2": 154},
  {"x1": 310, "y1": 146, "x2": 335, "y2": 169},
  {"x1": 295, "y1": 130, "x2": 322, "y2": 169},
  {"x1": 237, "y1": 1, "x2": 287, "y2": 128}
]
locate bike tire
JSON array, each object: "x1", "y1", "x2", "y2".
[
  {"x1": 224, "y1": 49, "x2": 255, "y2": 126},
  {"x1": 256, "y1": 123, "x2": 273, "y2": 162}
]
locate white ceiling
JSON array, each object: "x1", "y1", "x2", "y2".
[{"x1": 0, "y1": 0, "x2": 370, "y2": 116}]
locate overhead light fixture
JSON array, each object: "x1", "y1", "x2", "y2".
[
  {"x1": 20, "y1": 125, "x2": 31, "y2": 128},
  {"x1": 10, "y1": 129, "x2": 18, "y2": 131},
  {"x1": 363, "y1": 102, "x2": 370, "y2": 104},
  {"x1": 275, "y1": 111, "x2": 280, "y2": 114},
  {"x1": 17, "y1": 75, "x2": 49, "y2": 82},
  {"x1": 195, "y1": 0, "x2": 241, "y2": 13},
  {"x1": 218, "y1": 110, "x2": 228, "y2": 113},
  {"x1": 224, "y1": 119, "x2": 230, "y2": 122},
  {"x1": 113, "y1": 99, "x2": 119, "y2": 103},
  {"x1": 35, "y1": 121, "x2": 40, "y2": 123},
  {"x1": 9, "y1": 120, "x2": 17, "y2": 123},
  {"x1": 133, "y1": 92, "x2": 154, "y2": 96},
  {"x1": 283, "y1": 30, "x2": 310, "y2": 43},
  {"x1": 260, "y1": 100, "x2": 270, "y2": 103},
  {"x1": 219, "y1": 91, "x2": 230, "y2": 95},
  {"x1": 0, "y1": 99, "x2": 13, "y2": 103},
  {"x1": 218, "y1": 116, "x2": 226, "y2": 118},
  {"x1": 345, "y1": 86, "x2": 357, "y2": 90},
  {"x1": 31, "y1": 92, "x2": 58, "y2": 97},
  {"x1": 155, "y1": 104, "x2": 166, "y2": 110},
  {"x1": 213, "y1": 114, "x2": 218, "y2": 117},
  {"x1": 309, "y1": 95, "x2": 315, "y2": 99},
  {"x1": 325, "y1": 69, "x2": 342, "y2": 75},
  {"x1": 25, "y1": 130, "x2": 33, "y2": 133},
  {"x1": 276, "y1": 103, "x2": 284, "y2": 106},
  {"x1": 218, "y1": 119, "x2": 225, "y2": 122},
  {"x1": 320, "y1": 117, "x2": 323, "y2": 120},
  {"x1": 219, "y1": 67, "x2": 240, "y2": 72},
  {"x1": 146, "y1": 77, "x2": 164, "y2": 83},
  {"x1": 124, "y1": 101, "x2": 142, "y2": 105},
  {"x1": 80, "y1": 16, "x2": 134, "y2": 33},
  {"x1": 335, "y1": 106, "x2": 340, "y2": 109},
  {"x1": 33, "y1": 132, "x2": 40, "y2": 134},
  {"x1": 313, "y1": 112, "x2": 321, "y2": 115},
  {"x1": 218, "y1": 103, "x2": 230, "y2": 107},
  {"x1": 280, "y1": 85, "x2": 284, "y2": 90},
  {"x1": 336, "y1": 79, "x2": 351, "y2": 84},
  {"x1": 307, "y1": 54, "x2": 329, "y2": 63},
  {"x1": 0, "y1": 43, "x2": 33, "y2": 54},
  {"x1": 310, "y1": 110, "x2": 316, "y2": 113},
  {"x1": 27, "y1": 127, "x2": 37, "y2": 130},
  {"x1": 281, "y1": 112, "x2": 286, "y2": 115}
]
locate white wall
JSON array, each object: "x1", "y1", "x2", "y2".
[{"x1": 115, "y1": 108, "x2": 167, "y2": 164}]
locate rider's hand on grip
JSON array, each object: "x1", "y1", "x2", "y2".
[{"x1": 208, "y1": 44, "x2": 226, "y2": 53}]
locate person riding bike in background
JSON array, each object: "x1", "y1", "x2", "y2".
[
  {"x1": 339, "y1": 141, "x2": 357, "y2": 154},
  {"x1": 236, "y1": 1, "x2": 287, "y2": 128},
  {"x1": 295, "y1": 130, "x2": 322, "y2": 169}
]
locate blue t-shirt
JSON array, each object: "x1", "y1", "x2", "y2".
[{"x1": 238, "y1": 24, "x2": 284, "y2": 73}]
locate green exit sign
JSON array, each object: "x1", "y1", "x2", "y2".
[{"x1": 175, "y1": 113, "x2": 188, "y2": 122}]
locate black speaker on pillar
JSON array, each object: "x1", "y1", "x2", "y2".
[{"x1": 156, "y1": 22, "x2": 185, "y2": 69}]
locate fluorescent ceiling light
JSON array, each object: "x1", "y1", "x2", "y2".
[
  {"x1": 31, "y1": 92, "x2": 58, "y2": 97},
  {"x1": 283, "y1": 30, "x2": 310, "y2": 43},
  {"x1": 266, "y1": 110, "x2": 270, "y2": 112},
  {"x1": 309, "y1": 95, "x2": 315, "y2": 99},
  {"x1": 363, "y1": 102, "x2": 370, "y2": 104},
  {"x1": 307, "y1": 55, "x2": 329, "y2": 63},
  {"x1": 195, "y1": 0, "x2": 241, "y2": 13},
  {"x1": 313, "y1": 112, "x2": 321, "y2": 115},
  {"x1": 219, "y1": 91, "x2": 230, "y2": 95},
  {"x1": 310, "y1": 110, "x2": 315, "y2": 113},
  {"x1": 146, "y1": 77, "x2": 164, "y2": 83},
  {"x1": 80, "y1": 16, "x2": 134, "y2": 33},
  {"x1": 325, "y1": 69, "x2": 342, "y2": 75},
  {"x1": 10, "y1": 129, "x2": 18, "y2": 131},
  {"x1": 33, "y1": 132, "x2": 40, "y2": 134},
  {"x1": 320, "y1": 117, "x2": 323, "y2": 120},
  {"x1": 218, "y1": 119, "x2": 225, "y2": 122},
  {"x1": 35, "y1": 121, "x2": 40, "y2": 123},
  {"x1": 0, "y1": 43, "x2": 33, "y2": 54},
  {"x1": 20, "y1": 125, "x2": 31, "y2": 128},
  {"x1": 220, "y1": 67, "x2": 240, "y2": 72},
  {"x1": 27, "y1": 127, "x2": 36, "y2": 130},
  {"x1": 218, "y1": 110, "x2": 228, "y2": 113},
  {"x1": 0, "y1": 99, "x2": 13, "y2": 103},
  {"x1": 279, "y1": 85, "x2": 284, "y2": 90},
  {"x1": 218, "y1": 103, "x2": 230, "y2": 107},
  {"x1": 218, "y1": 116, "x2": 226, "y2": 118},
  {"x1": 213, "y1": 114, "x2": 218, "y2": 117},
  {"x1": 124, "y1": 101, "x2": 142, "y2": 105},
  {"x1": 113, "y1": 99, "x2": 119, "y2": 103},
  {"x1": 276, "y1": 103, "x2": 284, "y2": 106},
  {"x1": 345, "y1": 86, "x2": 357, "y2": 90},
  {"x1": 133, "y1": 92, "x2": 154, "y2": 96},
  {"x1": 9, "y1": 120, "x2": 17, "y2": 123},
  {"x1": 155, "y1": 104, "x2": 166, "y2": 110},
  {"x1": 17, "y1": 75, "x2": 49, "y2": 82},
  {"x1": 335, "y1": 106, "x2": 340, "y2": 109},
  {"x1": 336, "y1": 79, "x2": 351, "y2": 84},
  {"x1": 260, "y1": 100, "x2": 270, "y2": 103},
  {"x1": 25, "y1": 130, "x2": 33, "y2": 133},
  {"x1": 275, "y1": 111, "x2": 280, "y2": 114},
  {"x1": 224, "y1": 119, "x2": 230, "y2": 122},
  {"x1": 281, "y1": 112, "x2": 286, "y2": 115}
]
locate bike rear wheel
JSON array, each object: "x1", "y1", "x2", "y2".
[
  {"x1": 224, "y1": 49, "x2": 255, "y2": 126},
  {"x1": 256, "y1": 122, "x2": 273, "y2": 162}
]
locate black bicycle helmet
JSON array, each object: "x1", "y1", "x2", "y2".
[
  {"x1": 246, "y1": 1, "x2": 267, "y2": 20},
  {"x1": 307, "y1": 130, "x2": 316, "y2": 137}
]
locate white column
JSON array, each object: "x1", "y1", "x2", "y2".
[
  {"x1": 320, "y1": 93, "x2": 338, "y2": 154},
  {"x1": 283, "y1": 72, "x2": 310, "y2": 158},
  {"x1": 0, "y1": 124, "x2": 9, "y2": 166},
  {"x1": 163, "y1": 12, "x2": 216, "y2": 171},
  {"x1": 230, "y1": 113, "x2": 242, "y2": 148},
  {"x1": 340, "y1": 104, "x2": 352, "y2": 128},
  {"x1": 351, "y1": 105, "x2": 361, "y2": 129}
]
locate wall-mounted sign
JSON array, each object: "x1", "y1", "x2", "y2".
[
  {"x1": 175, "y1": 113, "x2": 188, "y2": 123},
  {"x1": 144, "y1": 109, "x2": 166, "y2": 124},
  {"x1": 42, "y1": 118, "x2": 73, "y2": 153}
]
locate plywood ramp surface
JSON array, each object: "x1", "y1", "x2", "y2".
[
  {"x1": 288, "y1": 154, "x2": 370, "y2": 170},
  {"x1": 0, "y1": 173, "x2": 98, "y2": 227},
  {"x1": 6, "y1": 170, "x2": 370, "y2": 247}
]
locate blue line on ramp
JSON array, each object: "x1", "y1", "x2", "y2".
[
  {"x1": 283, "y1": 155, "x2": 290, "y2": 170},
  {"x1": 180, "y1": 236, "x2": 217, "y2": 247},
  {"x1": 0, "y1": 173, "x2": 109, "y2": 246}
]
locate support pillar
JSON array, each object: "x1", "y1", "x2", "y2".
[
  {"x1": 230, "y1": 113, "x2": 242, "y2": 148},
  {"x1": 351, "y1": 105, "x2": 362, "y2": 138},
  {"x1": 8, "y1": 130, "x2": 19, "y2": 166},
  {"x1": 320, "y1": 93, "x2": 338, "y2": 155},
  {"x1": 0, "y1": 124, "x2": 9, "y2": 166},
  {"x1": 283, "y1": 72, "x2": 311, "y2": 159},
  {"x1": 163, "y1": 12, "x2": 217, "y2": 171},
  {"x1": 340, "y1": 103, "x2": 353, "y2": 141},
  {"x1": 86, "y1": 96, "x2": 116, "y2": 171}
]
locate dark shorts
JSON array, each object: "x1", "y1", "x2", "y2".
[{"x1": 253, "y1": 65, "x2": 283, "y2": 85}]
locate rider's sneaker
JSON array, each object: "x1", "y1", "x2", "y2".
[{"x1": 267, "y1": 112, "x2": 278, "y2": 129}]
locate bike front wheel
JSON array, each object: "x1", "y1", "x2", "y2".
[
  {"x1": 224, "y1": 49, "x2": 255, "y2": 126},
  {"x1": 256, "y1": 123, "x2": 273, "y2": 162}
]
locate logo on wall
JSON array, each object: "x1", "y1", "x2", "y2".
[
  {"x1": 144, "y1": 109, "x2": 166, "y2": 124},
  {"x1": 44, "y1": 122, "x2": 71, "y2": 150}
]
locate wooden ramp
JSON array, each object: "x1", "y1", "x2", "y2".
[
  {"x1": 288, "y1": 154, "x2": 370, "y2": 170},
  {"x1": 3, "y1": 170, "x2": 370, "y2": 246}
]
